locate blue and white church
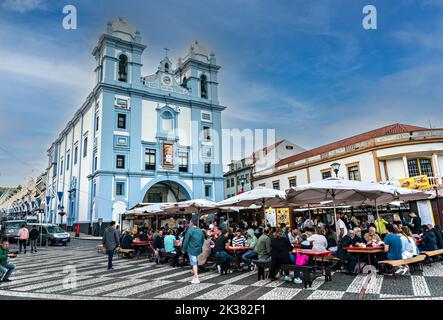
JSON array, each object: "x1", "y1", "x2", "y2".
[{"x1": 45, "y1": 18, "x2": 226, "y2": 233}]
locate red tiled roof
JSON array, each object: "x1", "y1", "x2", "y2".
[{"x1": 275, "y1": 123, "x2": 427, "y2": 167}]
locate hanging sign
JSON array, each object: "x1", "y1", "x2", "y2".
[
  {"x1": 399, "y1": 175, "x2": 431, "y2": 191},
  {"x1": 163, "y1": 144, "x2": 174, "y2": 166}
]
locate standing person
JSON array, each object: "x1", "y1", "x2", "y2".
[
  {"x1": 374, "y1": 215, "x2": 389, "y2": 239},
  {"x1": 407, "y1": 213, "x2": 421, "y2": 235},
  {"x1": 182, "y1": 216, "x2": 204, "y2": 284},
  {"x1": 0, "y1": 239, "x2": 17, "y2": 282},
  {"x1": 198, "y1": 233, "x2": 215, "y2": 266},
  {"x1": 336, "y1": 213, "x2": 348, "y2": 241},
  {"x1": 102, "y1": 221, "x2": 120, "y2": 271},
  {"x1": 29, "y1": 226, "x2": 40, "y2": 254},
  {"x1": 18, "y1": 225, "x2": 29, "y2": 254}
]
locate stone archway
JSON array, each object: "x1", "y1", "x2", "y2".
[{"x1": 142, "y1": 180, "x2": 191, "y2": 203}]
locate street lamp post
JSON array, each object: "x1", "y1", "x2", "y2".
[
  {"x1": 435, "y1": 186, "x2": 442, "y2": 227},
  {"x1": 331, "y1": 162, "x2": 341, "y2": 178},
  {"x1": 240, "y1": 178, "x2": 246, "y2": 193}
]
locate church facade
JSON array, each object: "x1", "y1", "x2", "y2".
[{"x1": 45, "y1": 18, "x2": 226, "y2": 232}]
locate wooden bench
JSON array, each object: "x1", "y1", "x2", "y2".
[
  {"x1": 96, "y1": 244, "x2": 104, "y2": 253},
  {"x1": 214, "y1": 258, "x2": 231, "y2": 276},
  {"x1": 421, "y1": 249, "x2": 443, "y2": 265},
  {"x1": 252, "y1": 260, "x2": 271, "y2": 281},
  {"x1": 163, "y1": 252, "x2": 179, "y2": 267},
  {"x1": 280, "y1": 264, "x2": 318, "y2": 288},
  {"x1": 378, "y1": 254, "x2": 426, "y2": 276},
  {"x1": 117, "y1": 247, "x2": 136, "y2": 258}
]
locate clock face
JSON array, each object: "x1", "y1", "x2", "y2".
[{"x1": 162, "y1": 75, "x2": 171, "y2": 86}]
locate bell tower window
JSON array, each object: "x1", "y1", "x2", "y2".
[
  {"x1": 164, "y1": 63, "x2": 169, "y2": 73},
  {"x1": 118, "y1": 55, "x2": 128, "y2": 82},
  {"x1": 200, "y1": 74, "x2": 208, "y2": 99},
  {"x1": 181, "y1": 76, "x2": 188, "y2": 89}
]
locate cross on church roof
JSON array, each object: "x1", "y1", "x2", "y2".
[{"x1": 164, "y1": 48, "x2": 169, "y2": 57}]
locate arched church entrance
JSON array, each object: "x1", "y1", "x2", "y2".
[{"x1": 142, "y1": 181, "x2": 191, "y2": 203}]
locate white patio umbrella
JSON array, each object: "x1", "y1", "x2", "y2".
[
  {"x1": 286, "y1": 178, "x2": 398, "y2": 241},
  {"x1": 217, "y1": 188, "x2": 287, "y2": 225},
  {"x1": 162, "y1": 199, "x2": 218, "y2": 221}
]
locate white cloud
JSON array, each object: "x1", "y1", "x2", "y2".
[{"x1": 1, "y1": 0, "x2": 47, "y2": 13}]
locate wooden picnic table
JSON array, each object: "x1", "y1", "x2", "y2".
[
  {"x1": 291, "y1": 249, "x2": 334, "y2": 277},
  {"x1": 226, "y1": 246, "x2": 253, "y2": 269},
  {"x1": 344, "y1": 245, "x2": 384, "y2": 273}
]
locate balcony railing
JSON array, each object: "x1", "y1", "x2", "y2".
[{"x1": 429, "y1": 176, "x2": 443, "y2": 188}]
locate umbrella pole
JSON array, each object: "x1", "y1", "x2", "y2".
[
  {"x1": 333, "y1": 200, "x2": 339, "y2": 242},
  {"x1": 262, "y1": 198, "x2": 266, "y2": 226}
]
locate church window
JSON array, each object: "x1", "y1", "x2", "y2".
[
  {"x1": 161, "y1": 111, "x2": 174, "y2": 132},
  {"x1": 200, "y1": 74, "x2": 208, "y2": 99},
  {"x1": 118, "y1": 55, "x2": 128, "y2": 82},
  {"x1": 164, "y1": 63, "x2": 169, "y2": 73}
]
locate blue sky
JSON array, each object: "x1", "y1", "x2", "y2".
[{"x1": 1, "y1": 0, "x2": 443, "y2": 186}]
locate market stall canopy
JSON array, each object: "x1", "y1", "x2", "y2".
[
  {"x1": 286, "y1": 178, "x2": 398, "y2": 207},
  {"x1": 161, "y1": 199, "x2": 218, "y2": 215},
  {"x1": 217, "y1": 188, "x2": 287, "y2": 208}
]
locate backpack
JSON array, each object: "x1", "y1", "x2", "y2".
[{"x1": 295, "y1": 252, "x2": 309, "y2": 266}]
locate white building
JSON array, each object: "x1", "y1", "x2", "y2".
[{"x1": 254, "y1": 123, "x2": 443, "y2": 192}]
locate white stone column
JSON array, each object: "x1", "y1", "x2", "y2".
[
  {"x1": 402, "y1": 156, "x2": 410, "y2": 178},
  {"x1": 432, "y1": 154, "x2": 442, "y2": 185}
]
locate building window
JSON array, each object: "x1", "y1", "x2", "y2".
[
  {"x1": 259, "y1": 183, "x2": 266, "y2": 188},
  {"x1": 204, "y1": 162, "x2": 211, "y2": 174},
  {"x1": 116, "y1": 155, "x2": 125, "y2": 169},
  {"x1": 181, "y1": 76, "x2": 188, "y2": 89},
  {"x1": 164, "y1": 63, "x2": 169, "y2": 73},
  {"x1": 66, "y1": 154, "x2": 70, "y2": 171},
  {"x1": 205, "y1": 185, "x2": 212, "y2": 197},
  {"x1": 179, "y1": 152, "x2": 189, "y2": 173},
  {"x1": 226, "y1": 179, "x2": 230, "y2": 188},
  {"x1": 203, "y1": 126, "x2": 211, "y2": 142},
  {"x1": 200, "y1": 74, "x2": 208, "y2": 99},
  {"x1": 347, "y1": 165, "x2": 361, "y2": 181},
  {"x1": 116, "y1": 182, "x2": 125, "y2": 196},
  {"x1": 231, "y1": 178, "x2": 235, "y2": 187},
  {"x1": 94, "y1": 156, "x2": 98, "y2": 171},
  {"x1": 74, "y1": 146, "x2": 78, "y2": 165},
  {"x1": 322, "y1": 170, "x2": 332, "y2": 180},
  {"x1": 145, "y1": 148, "x2": 156, "y2": 170},
  {"x1": 60, "y1": 160, "x2": 64, "y2": 175},
  {"x1": 95, "y1": 116, "x2": 99, "y2": 132},
  {"x1": 407, "y1": 158, "x2": 434, "y2": 177},
  {"x1": 118, "y1": 54, "x2": 128, "y2": 82},
  {"x1": 161, "y1": 111, "x2": 174, "y2": 132},
  {"x1": 289, "y1": 177, "x2": 297, "y2": 188},
  {"x1": 93, "y1": 183, "x2": 96, "y2": 198},
  {"x1": 272, "y1": 181, "x2": 280, "y2": 190},
  {"x1": 83, "y1": 137, "x2": 88, "y2": 158},
  {"x1": 117, "y1": 114, "x2": 126, "y2": 129},
  {"x1": 245, "y1": 173, "x2": 250, "y2": 183}
]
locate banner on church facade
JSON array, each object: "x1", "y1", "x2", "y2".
[{"x1": 163, "y1": 144, "x2": 174, "y2": 166}]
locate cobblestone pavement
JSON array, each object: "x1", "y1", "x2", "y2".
[{"x1": 1, "y1": 240, "x2": 443, "y2": 300}]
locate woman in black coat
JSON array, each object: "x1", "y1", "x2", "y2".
[{"x1": 269, "y1": 230, "x2": 293, "y2": 280}]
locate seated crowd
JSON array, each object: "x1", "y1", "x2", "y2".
[{"x1": 117, "y1": 211, "x2": 443, "y2": 283}]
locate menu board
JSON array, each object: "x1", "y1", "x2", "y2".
[
  {"x1": 163, "y1": 144, "x2": 174, "y2": 166},
  {"x1": 265, "y1": 208, "x2": 277, "y2": 227},
  {"x1": 276, "y1": 208, "x2": 291, "y2": 228}
]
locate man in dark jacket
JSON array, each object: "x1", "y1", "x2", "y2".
[
  {"x1": 407, "y1": 213, "x2": 422, "y2": 235},
  {"x1": 432, "y1": 225, "x2": 443, "y2": 249},
  {"x1": 102, "y1": 221, "x2": 120, "y2": 270},
  {"x1": 153, "y1": 230, "x2": 165, "y2": 264},
  {"x1": 335, "y1": 230, "x2": 357, "y2": 275},
  {"x1": 269, "y1": 230, "x2": 293, "y2": 281},
  {"x1": 422, "y1": 225, "x2": 438, "y2": 251},
  {"x1": 29, "y1": 226, "x2": 40, "y2": 254}
]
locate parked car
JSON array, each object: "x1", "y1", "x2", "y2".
[
  {"x1": 1, "y1": 220, "x2": 27, "y2": 243},
  {"x1": 26, "y1": 224, "x2": 71, "y2": 246}
]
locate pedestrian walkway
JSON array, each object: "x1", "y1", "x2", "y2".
[{"x1": 2, "y1": 240, "x2": 443, "y2": 300}]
